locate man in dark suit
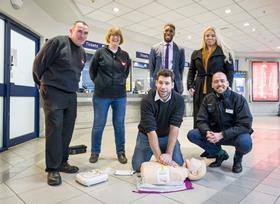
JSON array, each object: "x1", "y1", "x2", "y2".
[{"x1": 149, "y1": 24, "x2": 185, "y2": 94}]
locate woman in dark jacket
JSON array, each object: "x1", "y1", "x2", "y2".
[
  {"x1": 89, "y1": 27, "x2": 131, "y2": 164},
  {"x1": 187, "y1": 26, "x2": 234, "y2": 131}
]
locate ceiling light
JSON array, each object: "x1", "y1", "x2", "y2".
[
  {"x1": 243, "y1": 22, "x2": 250, "y2": 27},
  {"x1": 277, "y1": 46, "x2": 280, "y2": 49},
  {"x1": 225, "y1": 9, "x2": 231, "y2": 14},
  {"x1": 252, "y1": 28, "x2": 256, "y2": 32},
  {"x1": 113, "y1": 7, "x2": 119, "y2": 12},
  {"x1": 187, "y1": 35, "x2": 192, "y2": 40}
]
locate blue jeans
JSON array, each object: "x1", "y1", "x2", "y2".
[
  {"x1": 132, "y1": 131, "x2": 184, "y2": 172},
  {"x1": 91, "y1": 96, "x2": 126, "y2": 154},
  {"x1": 187, "y1": 129, "x2": 252, "y2": 156}
]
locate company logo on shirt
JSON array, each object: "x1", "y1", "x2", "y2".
[
  {"x1": 81, "y1": 58, "x2": 85, "y2": 66},
  {"x1": 121, "y1": 61, "x2": 127, "y2": 67}
]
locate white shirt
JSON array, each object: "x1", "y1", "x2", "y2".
[
  {"x1": 154, "y1": 90, "x2": 172, "y2": 103},
  {"x1": 162, "y1": 41, "x2": 173, "y2": 69}
]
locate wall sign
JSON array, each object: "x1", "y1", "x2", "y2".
[{"x1": 83, "y1": 41, "x2": 105, "y2": 50}]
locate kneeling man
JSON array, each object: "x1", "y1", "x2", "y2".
[{"x1": 132, "y1": 69, "x2": 185, "y2": 172}]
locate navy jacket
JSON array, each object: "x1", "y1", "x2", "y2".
[{"x1": 197, "y1": 89, "x2": 253, "y2": 140}]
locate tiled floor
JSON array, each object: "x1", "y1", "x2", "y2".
[{"x1": 0, "y1": 112, "x2": 280, "y2": 203}]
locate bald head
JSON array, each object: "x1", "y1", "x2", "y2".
[{"x1": 212, "y1": 72, "x2": 229, "y2": 94}]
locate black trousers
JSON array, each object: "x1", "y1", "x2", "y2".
[{"x1": 40, "y1": 85, "x2": 77, "y2": 172}]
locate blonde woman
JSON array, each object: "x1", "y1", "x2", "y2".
[
  {"x1": 187, "y1": 26, "x2": 234, "y2": 144},
  {"x1": 89, "y1": 27, "x2": 131, "y2": 164}
]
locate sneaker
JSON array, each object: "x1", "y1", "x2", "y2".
[
  {"x1": 47, "y1": 171, "x2": 61, "y2": 186},
  {"x1": 89, "y1": 153, "x2": 99, "y2": 163},
  {"x1": 209, "y1": 150, "x2": 229, "y2": 168},
  {"x1": 232, "y1": 161, "x2": 242, "y2": 173},
  {"x1": 59, "y1": 162, "x2": 79, "y2": 173},
  {"x1": 117, "y1": 152, "x2": 127, "y2": 164}
]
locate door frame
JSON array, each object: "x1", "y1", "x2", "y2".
[{"x1": 0, "y1": 13, "x2": 40, "y2": 151}]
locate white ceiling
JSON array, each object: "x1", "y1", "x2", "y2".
[{"x1": 35, "y1": 0, "x2": 280, "y2": 54}]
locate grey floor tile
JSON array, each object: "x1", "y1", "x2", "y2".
[
  {"x1": 193, "y1": 170, "x2": 236, "y2": 190},
  {"x1": 57, "y1": 194, "x2": 103, "y2": 204},
  {"x1": 209, "y1": 192, "x2": 242, "y2": 204},
  {"x1": 8, "y1": 166, "x2": 44, "y2": 181},
  {"x1": 164, "y1": 184, "x2": 218, "y2": 204},
  {"x1": 131, "y1": 194, "x2": 180, "y2": 204},
  {"x1": 209, "y1": 183, "x2": 252, "y2": 203},
  {"x1": 19, "y1": 183, "x2": 83, "y2": 204},
  {"x1": 261, "y1": 177, "x2": 280, "y2": 188},
  {"x1": 231, "y1": 177, "x2": 260, "y2": 190},
  {"x1": 88, "y1": 180, "x2": 145, "y2": 204},
  {"x1": 202, "y1": 199, "x2": 224, "y2": 204},
  {"x1": 0, "y1": 183, "x2": 15, "y2": 199},
  {"x1": 240, "y1": 167, "x2": 271, "y2": 182},
  {"x1": 0, "y1": 195, "x2": 24, "y2": 204},
  {"x1": 5, "y1": 173, "x2": 47, "y2": 194},
  {"x1": 0, "y1": 158, "x2": 13, "y2": 173},
  {"x1": 269, "y1": 171, "x2": 280, "y2": 180},
  {"x1": 239, "y1": 191, "x2": 277, "y2": 204},
  {"x1": 254, "y1": 183, "x2": 280, "y2": 196}
]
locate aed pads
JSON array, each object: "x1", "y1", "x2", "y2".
[{"x1": 76, "y1": 170, "x2": 108, "y2": 186}]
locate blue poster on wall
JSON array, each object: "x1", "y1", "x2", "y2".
[{"x1": 233, "y1": 71, "x2": 246, "y2": 96}]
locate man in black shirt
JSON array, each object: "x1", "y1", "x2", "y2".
[
  {"x1": 33, "y1": 21, "x2": 89, "y2": 186},
  {"x1": 187, "y1": 72, "x2": 253, "y2": 173},
  {"x1": 132, "y1": 69, "x2": 185, "y2": 172}
]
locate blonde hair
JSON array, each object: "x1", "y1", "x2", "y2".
[
  {"x1": 201, "y1": 26, "x2": 234, "y2": 63},
  {"x1": 105, "y1": 26, "x2": 124, "y2": 45}
]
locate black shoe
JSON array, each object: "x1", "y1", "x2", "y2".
[
  {"x1": 117, "y1": 152, "x2": 127, "y2": 164},
  {"x1": 232, "y1": 152, "x2": 243, "y2": 173},
  {"x1": 89, "y1": 153, "x2": 99, "y2": 163},
  {"x1": 47, "y1": 171, "x2": 61, "y2": 186},
  {"x1": 200, "y1": 151, "x2": 216, "y2": 158},
  {"x1": 59, "y1": 162, "x2": 79, "y2": 173},
  {"x1": 232, "y1": 161, "x2": 243, "y2": 173},
  {"x1": 200, "y1": 151, "x2": 208, "y2": 157},
  {"x1": 209, "y1": 151, "x2": 229, "y2": 168}
]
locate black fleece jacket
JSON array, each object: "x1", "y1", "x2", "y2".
[
  {"x1": 89, "y1": 45, "x2": 131, "y2": 98},
  {"x1": 33, "y1": 36, "x2": 86, "y2": 92}
]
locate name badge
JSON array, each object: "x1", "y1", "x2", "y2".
[{"x1": 225, "y1": 109, "x2": 234, "y2": 114}]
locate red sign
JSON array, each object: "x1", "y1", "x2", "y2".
[{"x1": 252, "y1": 61, "x2": 279, "y2": 101}]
